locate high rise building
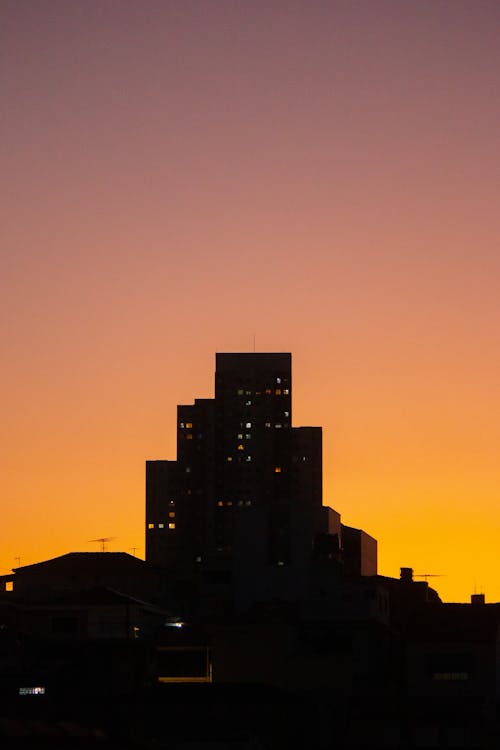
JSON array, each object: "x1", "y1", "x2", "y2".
[{"x1": 146, "y1": 353, "x2": 375, "y2": 611}]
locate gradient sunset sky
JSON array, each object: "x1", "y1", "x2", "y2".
[{"x1": 2, "y1": 1, "x2": 500, "y2": 601}]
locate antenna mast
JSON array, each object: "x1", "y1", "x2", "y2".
[{"x1": 88, "y1": 537, "x2": 117, "y2": 552}]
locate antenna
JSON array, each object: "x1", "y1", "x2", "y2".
[
  {"x1": 88, "y1": 537, "x2": 117, "y2": 552},
  {"x1": 14, "y1": 557, "x2": 21, "y2": 568},
  {"x1": 414, "y1": 573, "x2": 445, "y2": 582},
  {"x1": 253, "y1": 334, "x2": 256, "y2": 352},
  {"x1": 129, "y1": 547, "x2": 138, "y2": 556}
]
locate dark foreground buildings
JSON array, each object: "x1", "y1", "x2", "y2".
[
  {"x1": 145, "y1": 352, "x2": 376, "y2": 614},
  {"x1": 2, "y1": 354, "x2": 500, "y2": 748}
]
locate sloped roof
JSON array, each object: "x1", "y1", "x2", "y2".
[
  {"x1": 12, "y1": 552, "x2": 150, "y2": 575},
  {"x1": 45, "y1": 586, "x2": 171, "y2": 614}
]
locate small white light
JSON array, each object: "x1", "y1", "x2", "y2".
[{"x1": 19, "y1": 687, "x2": 45, "y2": 696}]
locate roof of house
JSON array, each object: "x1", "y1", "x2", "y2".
[
  {"x1": 44, "y1": 586, "x2": 170, "y2": 613},
  {"x1": 12, "y1": 552, "x2": 151, "y2": 575}
]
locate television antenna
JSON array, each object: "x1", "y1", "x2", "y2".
[
  {"x1": 414, "y1": 573, "x2": 445, "y2": 582},
  {"x1": 129, "y1": 547, "x2": 139, "y2": 556},
  {"x1": 88, "y1": 537, "x2": 117, "y2": 552}
]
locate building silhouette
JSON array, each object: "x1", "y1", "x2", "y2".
[
  {"x1": 5, "y1": 353, "x2": 500, "y2": 747},
  {"x1": 146, "y1": 353, "x2": 376, "y2": 611}
]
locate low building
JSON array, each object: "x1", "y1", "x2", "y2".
[{"x1": 0, "y1": 552, "x2": 164, "y2": 606}]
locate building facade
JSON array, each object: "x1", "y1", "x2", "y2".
[{"x1": 146, "y1": 353, "x2": 376, "y2": 611}]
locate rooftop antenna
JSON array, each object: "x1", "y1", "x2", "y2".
[
  {"x1": 253, "y1": 334, "x2": 256, "y2": 352},
  {"x1": 414, "y1": 573, "x2": 445, "y2": 582},
  {"x1": 14, "y1": 557, "x2": 21, "y2": 568},
  {"x1": 129, "y1": 547, "x2": 138, "y2": 556},
  {"x1": 88, "y1": 537, "x2": 117, "y2": 552}
]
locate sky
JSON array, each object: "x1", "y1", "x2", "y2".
[{"x1": 1, "y1": 0, "x2": 499, "y2": 602}]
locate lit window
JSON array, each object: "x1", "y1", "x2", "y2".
[
  {"x1": 245, "y1": 422, "x2": 251, "y2": 428},
  {"x1": 148, "y1": 523, "x2": 154, "y2": 529},
  {"x1": 237, "y1": 389, "x2": 244, "y2": 395},
  {"x1": 245, "y1": 400, "x2": 252, "y2": 406},
  {"x1": 277, "y1": 561, "x2": 285, "y2": 566},
  {"x1": 245, "y1": 433, "x2": 251, "y2": 439},
  {"x1": 237, "y1": 500, "x2": 243, "y2": 506},
  {"x1": 168, "y1": 523, "x2": 176, "y2": 530},
  {"x1": 186, "y1": 467, "x2": 191, "y2": 473},
  {"x1": 275, "y1": 423, "x2": 282, "y2": 428},
  {"x1": 19, "y1": 687, "x2": 45, "y2": 696},
  {"x1": 5, "y1": 581, "x2": 13, "y2": 592},
  {"x1": 265, "y1": 422, "x2": 271, "y2": 428},
  {"x1": 217, "y1": 501, "x2": 223, "y2": 506},
  {"x1": 245, "y1": 500, "x2": 252, "y2": 506},
  {"x1": 277, "y1": 377, "x2": 281, "y2": 384},
  {"x1": 284, "y1": 411, "x2": 289, "y2": 417},
  {"x1": 246, "y1": 456, "x2": 252, "y2": 462},
  {"x1": 196, "y1": 556, "x2": 202, "y2": 562},
  {"x1": 227, "y1": 501, "x2": 233, "y2": 507},
  {"x1": 158, "y1": 523, "x2": 164, "y2": 529},
  {"x1": 275, "y1": 389, "x2": 281, "y2": 395},
  {"x1": 265, "y1": 389, "x2": 271, "y2": 395},
  {"x1": 256, "y1": 390, "x2": 261, "y2": 395},
  {"x1": 245, "y1": 390, "x2": 251, "y2": 395},
  {"x1": 283, "y1": 389, "x2": 289, "y2": 395},
  {"x1": 275, "y1": 467, "x2": 282, "y2": 473},
  {"x1": 169, "y1": 500, "x2": 175, "y2": 505},
  {"x1": 186, "y1": 433, "x2": 193, "y2": 440},
  {"x1": 169, "y1": 512, "x2": 175, "y2": 517},
  {"x1": 237, "y1": 444, "x2": 244, "y2": 451},
  {"x1": 237, "y1": 433, "x2": 243, "y2": 439},
  {"x1": 179, "y1": 422, "x2": 185, "y2": 428},
  {"x1": 186, "y1": 422, "x2": 193, "y2": 428}
]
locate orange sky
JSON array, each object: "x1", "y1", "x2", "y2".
[{"x1": 2, "y1": 1, "x2": 500, "y2": 601}]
